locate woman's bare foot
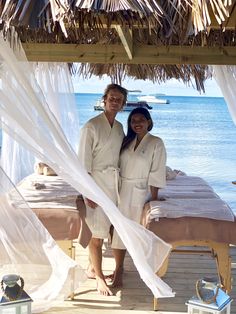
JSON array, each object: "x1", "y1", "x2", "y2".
[
  {"x1": 96, "y1": 277, "x2": 113, "y2": 296},
  {"x1": 111, "y1": 267, "x2": 124, "y2": 287},
  {"x1": 88, "y1": 271, "x2": 114, "y2": 281},
  {"x1": 104, "y1": 272, "x2": 115, "y2": 281}
]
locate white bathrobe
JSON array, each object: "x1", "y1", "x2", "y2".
[
  {"x1": 112, "y1": 132, "x2": 166, "y2": 249},
  {"x1": 78, "y1": 112, "x2": 124, "y2": 238}
]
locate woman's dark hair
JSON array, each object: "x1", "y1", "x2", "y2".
[
  {"x1": 102, "y1": 83, "x2": 128, "y2": 107},
  {"x1": 121, "y1": 107, "x2": 153, "y2": 151}
]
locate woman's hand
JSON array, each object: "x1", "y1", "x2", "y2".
[
  {"x1": 149, "y1": 196, "x2": 166, "y2": 202},
  {"x1": 85, "y1": 198, "x2": 98, "y2": 209}
]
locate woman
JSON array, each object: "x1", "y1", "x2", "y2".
[{"x1": 111, "y1": 107, "x2": 167, "y2": 287}]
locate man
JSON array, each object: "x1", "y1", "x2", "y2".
[{"x1": 78, "y1": 83, "x2": 127, "y2": 295}]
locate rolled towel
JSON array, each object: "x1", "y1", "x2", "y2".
[
  {"x1": 166, "y1": 166, "x2": 177, "y2": 180},
  {"x1": 34, "y1": 162, "x2": 47, "y2": 175},
  {"x1": 43, "y1": 165, "x2": 57, "y2": 176}
]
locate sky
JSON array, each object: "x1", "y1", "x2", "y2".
[{"x1": 72, "y1": 75, "x2": 223, "y2": 97}]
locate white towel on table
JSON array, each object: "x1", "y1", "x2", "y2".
[{"x1": 149, "y1": 198, "x2": 235, "y2": 222}]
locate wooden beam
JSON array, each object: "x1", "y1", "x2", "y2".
[
  {"x1": 22, "y1": 43, "x2": 236, "y2": 65},
  {"x1": 114, "y1": 25, "x2": 133, "y2": 60}
]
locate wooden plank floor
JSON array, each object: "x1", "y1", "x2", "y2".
[{"x1": 43, "y1": 241, "x2": 236, "y2": 314}]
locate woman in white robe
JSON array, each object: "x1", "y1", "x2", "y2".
[
  {"x1": 78, "y1": 83, "x2": 127, "y2": 296},
  {"x1": 111, "y1": 107, "x2": 167, "y2": 287}
]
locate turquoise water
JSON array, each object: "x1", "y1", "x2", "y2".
[
  {"x1": 75, "y1": 93, "x2": 236, "y2": 213},
  {"x1": 1, "y1": 93, "x2": 234, "y2": 212}
]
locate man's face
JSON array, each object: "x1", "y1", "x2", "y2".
[{"x1": 104, "y1": 89, "x2": 125, "y2": 113}]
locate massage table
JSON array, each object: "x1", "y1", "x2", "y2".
[
  {"x1": 17, "y1": 173, "x2": 81, "y2": 247},
  {"x1": 142, "y1": 175, "x2": 236, "y2": 310},
  {"x1": 17, "y1": 173, "x2": 82, "y2": 298}
]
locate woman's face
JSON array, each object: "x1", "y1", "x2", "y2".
[
  {"x1": 104, "y1": 89, "x2": 125, "y2": 113},
  {"x1": 130, "y1": 113, "x2": 150, "y2": 137}
]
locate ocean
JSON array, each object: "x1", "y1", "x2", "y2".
[
  {"x1": 75, "y1": 93, "x2": 236, "y2": 213},
  {"x1": 1, "y1": 92, "x2": 234, "y2": 213}
]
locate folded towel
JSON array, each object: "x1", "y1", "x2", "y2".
[
  {"x1": 167, "y1": 175, "x2": 210, "y2": 186},
  {"x1": 159, "y1": 190, "x2": 218, "y2": 199},
  {"x1": 149, "y1": 198, "x2": 235, "y2": 222},
  {"x1": 17, "y1": 174, "x2": 78, "y2": 208}
]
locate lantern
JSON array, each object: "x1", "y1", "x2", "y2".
[
  {"x1": 0, "y1": 274, "x2": 32, "y2": 314},
  {"x1": 186, "y1": 278, "x2": 232, "y2": 314}
]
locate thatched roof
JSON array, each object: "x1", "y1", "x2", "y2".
[{"x1": 0, "y1": 0, "x2": 235, "y2": 92}]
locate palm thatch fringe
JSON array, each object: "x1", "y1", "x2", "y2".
[
  {"x1": 0, "y1": 1, "x2": 233, "y2": 91},
  {"x1": 74, "y1": 63, "x2": 211, "y2": 92},
  {"x1": 0, "y1": 1, "x2": 232, "y2": 40}
]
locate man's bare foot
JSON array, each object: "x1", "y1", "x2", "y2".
[
  {"x1": 96, "y1": 277, "x2": 113, "y2": 296},
  {"x1": 112, "y1": 267, "x2": 124, "y2": 287}
]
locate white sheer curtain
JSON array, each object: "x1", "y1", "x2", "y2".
[
  {"x1": 1, "y1": 133, "x2": 34, "y2": 184},
  {"x1": 212, "y1": 65, "x2": 236, "y2": 125},
  {"x1": 0, "y1": 166, "x2": 86, "y2": 313},
  {"x1": 34, "y1": 62, "x2": 80, "y2": 152},
  {"x1": 0, "y1": 30, "x2": 175, "y2": 306},
  {"x1": 1, "y1": 62, "x2": 79, "y2": 184}
]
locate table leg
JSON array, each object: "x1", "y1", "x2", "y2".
[{"x1": 211, "y1": 242, "x2": 232, "y2": 292}]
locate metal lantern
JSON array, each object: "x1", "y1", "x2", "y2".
[
  {"x1": 0, "y1": 274, "x2": 32, "y2": 314},
  {"x1": 186, "y1": 277, "x2": 232, "y2": 314}
]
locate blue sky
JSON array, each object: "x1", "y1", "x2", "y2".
[{"x1": 72, "y1": 75, "x2": 223, "y2": 97}]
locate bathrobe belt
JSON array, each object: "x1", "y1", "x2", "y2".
[{"x1": 93, "y1": 167, "x2": 120, "y2": 206}]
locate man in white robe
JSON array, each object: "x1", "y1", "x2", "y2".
[{"x1": 78, "y1": 84, "x2": 127, "y2": 295}]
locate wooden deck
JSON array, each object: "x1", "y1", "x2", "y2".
[{"x1": 43, "y1": 241, "x2": 236, "y2": 314}]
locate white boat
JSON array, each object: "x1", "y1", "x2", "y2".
[
  {"x1": 137, "y1": 95, "x2": 169, "y2": 104},
  {"x1": 94, "y1": 99, "x2": 105, "y2": 111},
  {"x1": 94, "y1": 99, "x2": 152, "y2": 111}
]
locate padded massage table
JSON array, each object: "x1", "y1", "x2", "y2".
[
  {"x1": 142, "y1": 175, "x2": 236, "y2": 310},
  {"x1": 17, "y1": 173, "x2": 81, "y2": 242},
  {"x1": 17, "y1": 173, "x2": 81, "y2": 298}
]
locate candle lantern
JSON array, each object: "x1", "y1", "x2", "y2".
[{"x1": 0, "y1": 274, "x2": 32, "y2": 314}]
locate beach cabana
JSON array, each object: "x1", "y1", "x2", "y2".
[{"x1": 0, "y1": 1, "x2": 236, "y2": 313}]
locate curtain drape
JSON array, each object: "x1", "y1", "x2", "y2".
[
  {"x1": 212, "y1": 65, "x2": 236, "y2": 125},
  {"x1": 0, "y1": 166, "x2": 87, "y2": 313},
  {"x1": 1, "y1": 62, "x2": 80, "y2": 184},
  {"x1": 0, "y1": 30, "x2": 175, "y2": 313}
]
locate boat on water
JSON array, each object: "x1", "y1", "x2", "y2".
[
  {"x1": 94, "y1": 99, "x2": 152, "y2": 111},
  {"x1": 137, "y1": 95, "x2": 170, "y2": 104}
]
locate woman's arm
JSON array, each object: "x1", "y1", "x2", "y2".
[
  {"x1": 150, "y1": 185, "x2": 159, "y2": 201},
  {"x1": 148, "y1": 138, "x2": 167, "y2": 189},
  {"x1": 150, "y1": 185, "x2": 165, "y2": 201}
]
